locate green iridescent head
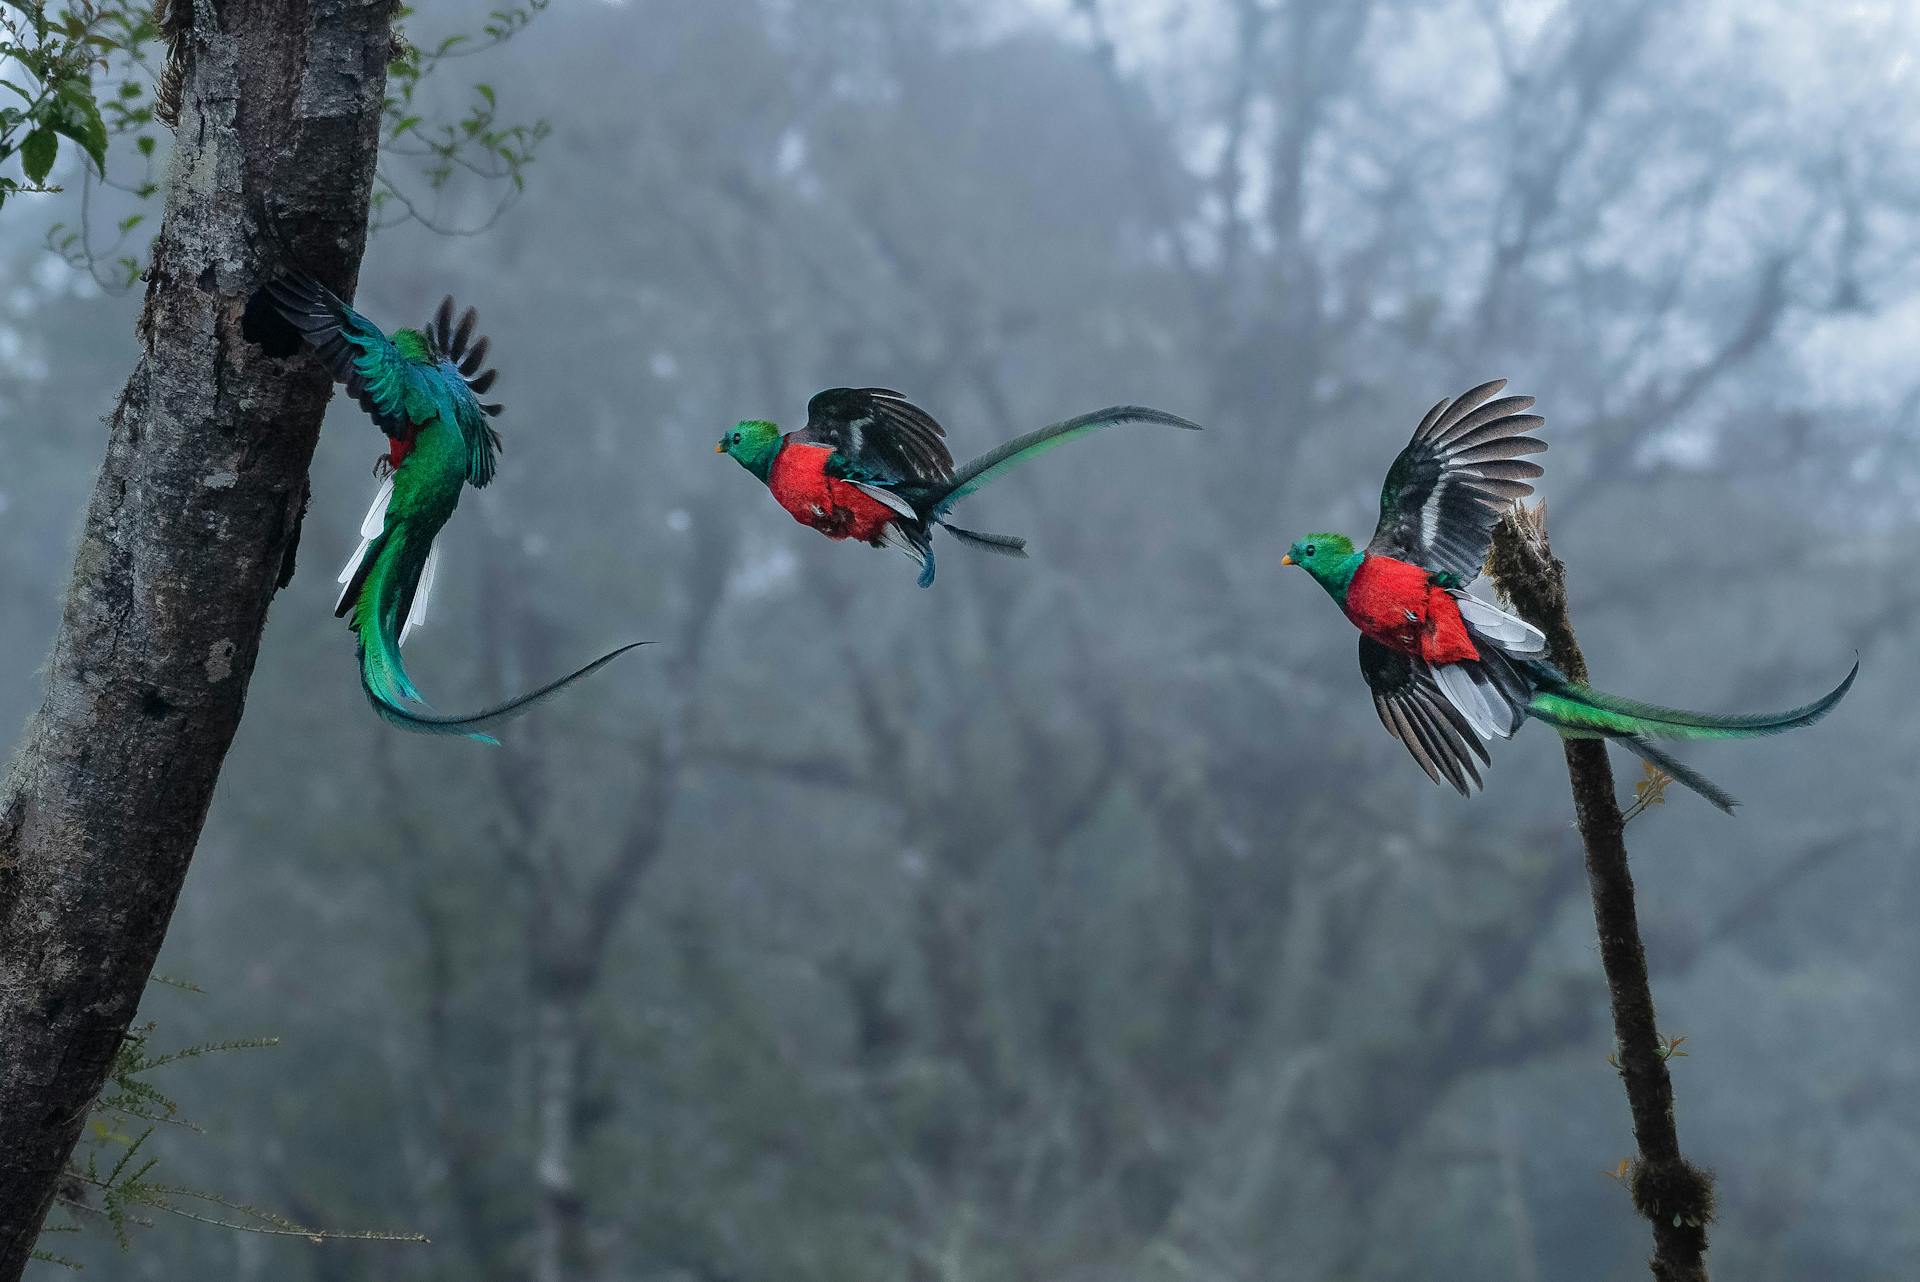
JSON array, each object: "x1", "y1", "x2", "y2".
[
  {"x1": 1282, "y1": 532, "x2": 1362, "y2": 593},
  {"x1": 716, "y1": 419, "x2": 783, "y2": 481}
]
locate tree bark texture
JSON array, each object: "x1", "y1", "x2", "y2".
[
  {"x1": 0, "y1": 3, "x2": 391, "y2": 1274},
  {"x1": 1487, "y1": 506, "x2": 1715, "y2": 1282}
]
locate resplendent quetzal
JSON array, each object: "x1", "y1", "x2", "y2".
[
  {"x1": 717, "y1": 387, "x2": 1201, "y2": 586},
  {"x1": 269, "y1": 275, "x2": 644, "y2": 742},
  {"x1": 1282, "y1": 379, "x2": 1855, "y2": 810}
]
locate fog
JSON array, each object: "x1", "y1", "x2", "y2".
[{"x1": 6, "y1": 1, "x2": 1919, "y2": 1277}]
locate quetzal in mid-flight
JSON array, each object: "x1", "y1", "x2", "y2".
[
  {"x1": 1282, "y1": 379, "x2": 1855, "y2": 811},
  {"x1": 268, "y1": 275, "x2": 643, "y2": 742},
  {"x1": 716, "y1": 387, "x2": 1201, "y2": 586}
]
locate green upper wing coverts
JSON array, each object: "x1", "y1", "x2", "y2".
[{"x1": 267, "y1": 271, "x2": 422, "y2": 441}]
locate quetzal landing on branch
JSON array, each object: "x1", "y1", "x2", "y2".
[
  {"x1": 716, "y1": 387, "x2": 1201, "y2": 586},
  {"x1": 266, "y1": 274, "x2": 644, "y2": 742},
  {"x1": 1282, "y1": 379, "x2": 1855, "y2": 811}
]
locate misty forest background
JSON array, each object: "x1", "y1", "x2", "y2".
[{"x1": 8, "y1": 0, "x2": 1920, "y2": 1278}]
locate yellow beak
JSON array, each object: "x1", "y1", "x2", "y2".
[
  {"x1": 1281, "y1": 554, "x2": 1295, "y2": 566},
  {"x1": 714, "y1": 442, "x2": 727, "y2": 453}
]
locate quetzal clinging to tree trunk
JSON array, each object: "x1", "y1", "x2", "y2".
[
  {"x1": 268, "y1": 275, "x2": 644, "y2": 742},
  {"x1": 717, "y1": 387, "x2": 1201, "y2": 586},
  {"x1": 1282, "y1": 379, "x2": 1855, "y2": 811}
]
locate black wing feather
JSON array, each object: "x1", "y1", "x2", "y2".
[
  {"x1": 1366, "y1": 379, "x2": 1548, "y2": 581},
  {"x1": 419, "y1": 295, "x2": 506, "y2": 484},
  {"x1": 459, "y1": 336, "x2": 490, "y2": 377},
  {"x1": 423, "y1": 295, "x2": 506, "y2": 421},
  {"x1": 1358, "y1": 636, "x2": 1491, "y2": 798},
  {"x1": 794, "y1": 387, "x2": 955, "y2": 485}
]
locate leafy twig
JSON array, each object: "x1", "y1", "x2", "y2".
[
  {"x1": 12, "y1": 0, "x2": 551, "y2": 282},
  {"x1": 374, "y1": 4, "x2": 552, "y2": 235},
  {"x1": 37, "y1": 1006, "x2": 422, "y2": 1264}
]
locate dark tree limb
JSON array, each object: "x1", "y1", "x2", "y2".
[
  {"x1": 1487, "y1": 504, "x2": 1714, "y2": 1282},
  {"x1": 0, "y1": 3, "x2": 392, "y2": 1274}
]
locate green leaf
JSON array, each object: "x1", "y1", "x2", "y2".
[
  {"x1": 474, "y1": 82, "x2": 494, "y2": 108},
  {"x1": 20, "y1": 127, "x2": 55, "y2": 183},
  {"x1": 135, "y1": 134, "x2": 154, "y2": 156},
  {"x1": 49, "y1": 82, "x2": 108, "y2": 175}
]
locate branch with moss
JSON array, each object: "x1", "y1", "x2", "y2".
[{"x1": 1486, "y1": 503, "x2": 1715, "y2": 1282}]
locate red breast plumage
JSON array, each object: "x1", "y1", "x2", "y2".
[
  {"x1": 767, "y1": 442, "x2": 900, "y2": 544},
  {"x1": 1343, "y1": 554, "x2": 1481, "y2": 666}
]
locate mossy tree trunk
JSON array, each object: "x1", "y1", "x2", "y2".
[
  {"x1": 0, "y1": 3, "x2": 391, "y2": 1275},
  {"x1": 1487, "y1": 506, "x2": 1715, "y2": 1282}
]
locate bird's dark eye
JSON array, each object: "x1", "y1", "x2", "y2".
[
  {"x1": 731, "y1": 432, "x2": 741, "y2": 444},
  {"x1": 1303, "y1": 543, "x2": 1316, "y2": 557}
]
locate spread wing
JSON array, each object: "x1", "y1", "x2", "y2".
[
  {"x1": 1365, "y1": 379, "x2": 1546, "y2": 581},
  {"x1": 1358, "y1": 635, "x2": 1490, "y2": 798},
  {"x1": 267, "y1": 271, "x2": 422, "y2": 441},
  {"x1": 794, "y1": 387, "x2": 954, "y2": 486},
  {"x1": 428, "y1": 297, "x2": 505, "y2": 488}
]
